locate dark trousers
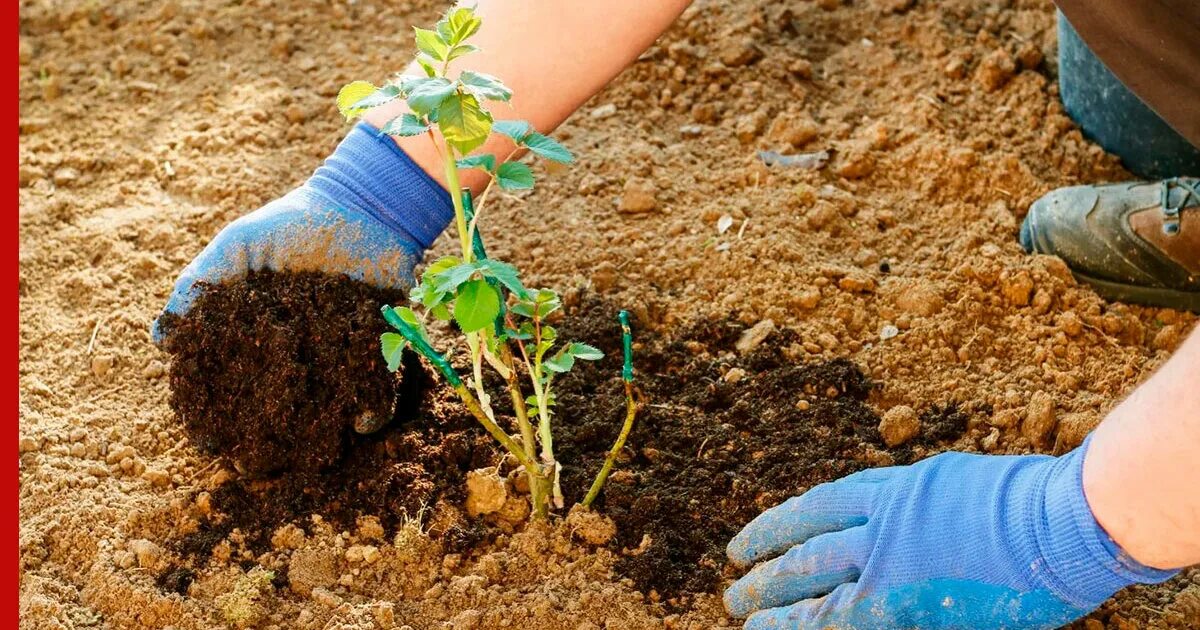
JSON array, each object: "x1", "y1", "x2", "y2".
[{"x1": 1058, "y1": 12, "x2": 1200, "y2": 179}]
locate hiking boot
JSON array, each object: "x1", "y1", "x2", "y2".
[{"x1": 1019, "y1": 177, "x2": 1200, "y2": 312}]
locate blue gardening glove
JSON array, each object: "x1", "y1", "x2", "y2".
[
  {"x1": 152, "y1": 122, "x2": 452, "y2": 342},
  {"x1": 724, "y1": 437, "x2": 1177, "y2": 629}
]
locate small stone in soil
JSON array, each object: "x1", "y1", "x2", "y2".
[{"x1": 879, "y1": 405, "x2": 921, "y2": 447}]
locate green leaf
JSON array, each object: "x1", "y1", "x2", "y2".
[
  {"x1": 496, "y1": 161, "x2": 534, "y2": 190},
  {"x1": 476, "y1": 259, "x2": 527, "y2": 297},
  {"x1": 541, "y1": 325, "x2": 557, "y2": 342},
  {"x1": 438, "y1": 7, "x2": 482, "y2": 45},
  {"x1": 446, "y1": 44, "x2": 479, "y2": 62},
  {"x1": 568, "y1": 342, "x2": 604, "y2": 361},
  {"x1": 406, "y1": 77, "x2": 456, "y2": 116},
  {"x1": 423, "y1": 256, "x2": 462, "y2": 280},
  {"x1": 437, "y1": 92, "x2": 493, "y2": 154},
  {"x1": 429, "y1": 261, "x2": 478, "y2": 294},
  {"x1": 460, "y1": 71, "x2": 512, "y2": 102},
  {"x1": 430, "y1": 303, "x2": 452, "y2": 321},
  {"x1": 352, "y1": 84, "x2": 403, "y2": 110},
  {"x1": 543, "y1": 351, "x2": 575, "y2": 374},
  {"x1": 381, "y1": 332, "x2": 408, "y2": 372},
  {"x1": 416, "y1": 56, "x2": 438, "y2": 78},
  {"x1": 413, "y1": 27, "x2": 450, "y2": 61},
  {"x1": 336, "y1": 81, "x2": 378, "y2": 119},
  {"x1": 522, "y1": 132, "x2": 574, "y2": 163},
  {"x1": 456, "y1": 154, "x2": 496, "y2": 172},
  {"x1": 454, "y1": 280, "x2": 501, "y2": 333},
  {"x1": 492, "y1": 119, "x2": 532, "y2": 143},
  {"x1": 509, "y1": 301, "x2": 535, "y2": 318},
  {"x1": 379, "y1": 113, "x2": 429, "y2": 137}
]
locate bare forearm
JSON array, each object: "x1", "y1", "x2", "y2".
[
  {"x1": 363, "y1": 0, "x2": 692, "y2": 192},
  {"x1": 1083, "y1": 325, "x2": 1200, "y2": 568}
]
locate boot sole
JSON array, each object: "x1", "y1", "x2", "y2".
[{"x1": 1020, "y1": 219, "x2": 1200, "y2": 313}]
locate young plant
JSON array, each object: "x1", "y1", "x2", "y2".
[{"x1": 338, "y1": 7, "x2": 639, "y2": 520}]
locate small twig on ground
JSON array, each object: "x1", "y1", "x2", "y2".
[{"x1": 87, "y1": 316, "x2": 106, "y2": 355}]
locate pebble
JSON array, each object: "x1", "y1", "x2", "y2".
[
  {"x1": 722, "y1": 367, "x2": 747, "y2": 383},
  {"x1": 735, "y1": 111, "x2": 767, "y2": 144},
  {"x1": 795, "y1": 288, "x2": 821, "y2": 310},
  {"x1": 464, "y1": 469, "x2": 507, "y2": 517},
  {"x1": 975, "y1": 49, "x2": 1016, "y2": 92},
  {"x1": 617, "y1": 178, "x2": 658, "y2": 214},
  {"x1": 766, "y1": 112, "x2": 819, "y2": 148},
  {"x1": 128, "y1": 539, "x2": 162, "y2": 569},
  {"x1": 878, "y1": 405, "x2": 921, "y2": 447},
  {"x1": 980, "y1": 428, "x2": 1001, "y2": 452},
  {"x1": 284, "y1": 104, "x2": 307, "y2": 124},
  {"x1": 719, "y1": 37, "x2": 763, "y2": 67},
  {"x1": 1000, "y1": 271, "x2": 1034, "y2": 306},
  {"x1": 142, "y1": 469, "x2": 171, "y2": 487},
  {"x1": 795, "y1": 399, "x2": 810, "y2": 411},
  {"x1": 894, "y1": 281, "x2": 944, "y2": 317},
  {"x1": 590, "y1": 103, "x2": 617, "y2": 119},
  {"x1": 106, "y1": 445, "x2": 136, "y2": 465},
  {"x1": 879, "y1": 324, "x2": 899, "y2": 341},
  {"x1": 142, "y1": 360, "x2": 166, "y2": 379},
  {"x1": 91, "y1": 355, "x2": 114, "y2": 378},
  {"x1": 735, "y1": 319, "x2": 776, "y2": 354},
  {"x1": 52, "y1": 167, "x2": 78, "y2": 187},
  {"x1": 1023, "y1": 391, "x2": 1056, "y2": 449}
]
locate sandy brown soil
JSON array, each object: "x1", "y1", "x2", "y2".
[{"x1": 18, "y1": 0, "x2": 1199, "y2": 628}]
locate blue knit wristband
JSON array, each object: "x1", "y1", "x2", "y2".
[
  {"x1": 307, "y1": 122, "x2": 454, "y2": 249},
  {"x1": 1037, "y1": 435, "x2": 1179, "y2": 609}
]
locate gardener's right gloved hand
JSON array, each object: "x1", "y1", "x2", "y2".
[{"x1": 152, "y1": 122, "x2": 452, "y2": 343}]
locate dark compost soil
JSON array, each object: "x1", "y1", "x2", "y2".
[{"x1": 162, "y1": 272, "x2": 973, "y2": 604}]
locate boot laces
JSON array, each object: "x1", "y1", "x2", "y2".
[{"x1": 1160, "y1": 177, "x2": 1199, "y2": 235}]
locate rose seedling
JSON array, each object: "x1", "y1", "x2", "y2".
[{"x1": 338, "y1": 7, "x2": 639, "y2": 520}]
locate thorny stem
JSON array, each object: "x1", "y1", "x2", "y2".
[
  {"x1": 582, "y1": 311, "x2": 639, "y2": 508},
  {"x1": 382, "y1": 306, "x2": 537, "y2": 476}
]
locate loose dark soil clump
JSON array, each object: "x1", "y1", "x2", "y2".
[
  {"x1": 164, "y1": 278, "x2": 970, "y2": 602},
  {"x1": 163, "y1": 271, "x2": 495, "y2": 554}
]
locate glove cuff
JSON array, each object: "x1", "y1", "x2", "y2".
[
  {"x1": 1036, "y1": 434, "x2": 1178, "y2": 609},
  {"x1": 307, "y1": 122, "x2": 454, "y2": 249}
]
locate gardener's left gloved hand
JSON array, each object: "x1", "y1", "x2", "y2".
[
  {"x1": 152, "y1": 122, "x2": 452, "y2": 343},
  {"x1": 724, "y1": 438, "x2": 1178, "y2": 629}
]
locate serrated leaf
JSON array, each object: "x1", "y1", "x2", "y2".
[
  {"x1": 381, "y1": 332, "x2": 407, "y2": 372},
  {"x1": 568, "y1": 342, "x2": 604, "y2": 361},
  {"x1": 543, "y1": 351, "x2": 575, "y2": 374},
  {"x1": 510, "y1": 301, "x2": 534, "y2": 318},
  {"x1": 336, "y1": 81, "x2": 378, "y2": 119},
  {"x1": 496, "y1": 161, "x2": 534, "y2": 190},
  {"x1": 352, "y1": 84, "x2": 403, "y2": 110},
  {"x1": 416, "y1": 55, "x2": 438, "y2": 78},
  {"x1": 429, "y1": 261, "x2": 478, "y2": 294},
  {"x1": 456, "y1": 154, "x2": 496, "y2": 172},
  {"x1": 454, "y1": 280, "x2": 500, "y2": 333},
  {"x1": 522, "y1": 132, "x2": 573, "y2": 163},
  {"x1": 379, "y1": 113, "x2": 429, "y2": 137},
  {"x1": 406, "y1": 77, "x2": 455, "y2": 116},
  {"x1": 437, "y1": 92, "x2": 492, "y2": 154},
  {"x1": 423, "y1": 256, "x2": 462, "y2": 279},
  {"x1": 476, "y1": 259, "x2": 527, "y2": 297},
  {"x1": 438, "y1": 7, "x2": 482, "y2": 45},
  {"x1": 492, "y1": 119, "x2": 532, "y2": 143},
  {"x1": 446, "y1": 44, "x2": 479, "y2": 62},
  {"x1": 460, "y1": 71, "x2": 512, "y2": 102},
  {"x1": 413, "y1": 27, "x2": 450, "y2": 61},
  {"x1": 541, "y1": 325, "x2": 557, "y2": 342}
]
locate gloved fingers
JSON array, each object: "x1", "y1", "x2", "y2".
[
  {"x1": 727, "y1": 479, "x2": 881, "y2": 567},
  {"x1": 152, "y1": 224, "x2": 252, "y2": 345},
  {"x1": 744, "y1": 582, "x2": 863, "y2": 630},
  {"x1": 725, "y1": 526, "x2": 870, "y2": 618}
]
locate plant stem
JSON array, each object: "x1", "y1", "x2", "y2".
[
  {"x1": 582, "y1": 311, "x2": 638, "y2": 508},
  {"x1": 442, "y1": 141, "x2": 472, "y2": 262}
]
